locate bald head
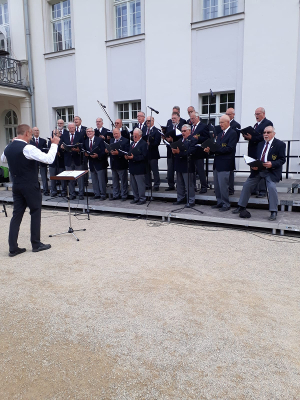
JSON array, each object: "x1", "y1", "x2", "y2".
[{"x1": 219, "y1": 115, "x2": 230, "y2": 130}]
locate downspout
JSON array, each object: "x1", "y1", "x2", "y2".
[{"x1": 23, "y1": 0, "x2": 36, "y2": 126}]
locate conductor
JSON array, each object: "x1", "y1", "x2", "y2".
[{"x1": 1, "y1": 124, "x2": 60, "y2": 256}]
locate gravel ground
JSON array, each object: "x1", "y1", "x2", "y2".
[{"x1": 0, "y1": 206, "x2": 299, "y2": 399}]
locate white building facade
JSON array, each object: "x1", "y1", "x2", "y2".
[{"x1": 1, "y1": 0, "x2": 300, "y2": 176}]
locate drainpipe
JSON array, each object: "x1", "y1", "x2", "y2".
[{"x1": 23, "y1": 0, "x2": 36, "y2": 126}]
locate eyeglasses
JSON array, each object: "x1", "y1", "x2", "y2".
[
  {"x1": 264, "y1": 131, "x2": 273, "y2": 134},
  {"x1": 181, "y1": 129, "x2": 188, "y2": 132},
  {"x1": 254, "y1": 113, "x2": 263, "y2": 116}
]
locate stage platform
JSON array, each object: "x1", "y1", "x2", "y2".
[{"x1": 1, "y1": 184, "x2": 300, "y2": 236}]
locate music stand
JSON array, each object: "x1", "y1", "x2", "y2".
[{"x1": 49, "y1": 170, "x2": 88, "y2": 241}]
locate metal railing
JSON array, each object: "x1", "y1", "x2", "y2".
[{"x1": 0, "y1": 56, "x2": 28, "y2": 89}]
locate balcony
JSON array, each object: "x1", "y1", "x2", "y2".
[{"x1": 0, "y1": 56, "x2": 28, "y2": 90}]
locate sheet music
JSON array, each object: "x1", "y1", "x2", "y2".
[
  {"x1": 244, "y1": 155, "x2": 256, "y2": 164},
  {"x1": 56, "y1": 170, "x2": 86, "y2": 178}
]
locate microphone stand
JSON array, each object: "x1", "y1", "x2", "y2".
[
  {"x1": 171, "y1": 142, "x2": 203, "y2": 215},
  {"x1": 97, "y1": 100, "x2": 115, "y2": 132}
]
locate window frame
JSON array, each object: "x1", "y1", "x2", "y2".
[
  {"x1": 50, "y1": 0, "x2": 72, "y2": 52},
  {"x1": 0, "y1": 1, "x2": 10, "y2": 53},
  {"x1": 4, "y1": 110, "x2": 18, "y2": 145},
  {"x1": 116, "y1": 100, "x2": 141, "y2": 130},
  {"x1": 54, "y1": 106, "x2": 74, "y2": 128},
  {"x1": 114, "y1": 0, "x2": 142, "y2": 39},
  {"x1": 199, "y1": 91, "x2": 235, "y2": 125},
  {"x1": 202, "y1": 0, "x2": 239, "y2": 21}
]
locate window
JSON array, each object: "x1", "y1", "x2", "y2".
[
  {"x1": 0, "y1": 2, "x2": 10, "y2": 53},
  {"x1": 55, "y1": 106, "x2": 74, "y2": 127},
  {"x1": 4, "y1": 110, "x2": 18, "y2": 144},
  {"x1": 117, "y1": 101, "x2": 141, "y2": 129},
  {"x1": 51, "y1": 0, "x2": 72, "y2": 52},
  {"x1": 203, "y1": 0, "x2": 238, "y2": 20},
  {"x1": 199, "y1": 92, "x2": 235, "y2": 125},
  {"x1": 114, "y1": 0, "x2": 141, "y2": 39}
]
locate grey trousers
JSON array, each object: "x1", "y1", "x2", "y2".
[
  {"x1": 112, "y1": 169, "x2": 128, "y2": 199},
  {"x1": 194, "y1": 158, "x2": 208, "y2": 189},
  {"x1": 49, "y1": 166, "x2": 67, "y2": 195},
  {"x1": 177, "y1": 172, "x2": 195, "y2": 204},
  {"x1": 238, "y1": 173, "x2": 278, "y2": 212},
  {"x1": 91, "y1": 169, "x2": 106, "y2": 198},
  {"x1": 40, "y1": 166, "x2": 48, "y2": 193},
  {"x1": 167, "y1": 157, "x2": 175, "y2": 188},
  {"x1": 130, "y1": 174, "x2": 146, "y2": 201},
  {"x1": 146, "y1": 159, "x2": 160, "y2": 188},
  {"x1": 66, "y1": 164, "x2": 84, "y2": 196},
  {"x1": 214, "y1": 170, "x2": 230, "y2": 208}
]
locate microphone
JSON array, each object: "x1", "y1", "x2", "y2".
[
  {"x1": 147, "y1": 106, "x2": 159, "y2": 114},
  {"x1": 97, "y1": 100, "x2": 106, "y2": 108}
]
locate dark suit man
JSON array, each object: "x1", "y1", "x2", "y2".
[
  {"x1": 204, "y1": 115, "x2": 237, "y2": 211},
  {"x1": 243, "y1": 107, "x2": 273, "y2": 197},
  {"x1": 115, "y1": 118, "x2": 130, "y2": 140},
  {"x1": 215, "y1": 108, "x2": 241, "y2": 195},
  {"x1": 1, "y1": 124, "x2": 60, "y2": 256},
  {"x1": 48, "y1": 129, "x2": 66, "y2": 197},
  {"x1": 143, "y1": 116, "x2": 161, "y2": 191},
  {"x1": 164, "y1": 112, "x2": 184, "y2": 191},
  {"x1": 84, "y1": 128, "x2": 108, "y2": 200},
  {"x1": 190, "y1": 112, "x2": 210, "y2": 193},
  {"x1": 186, "y1": 106, "x2": 195, "y2": 125},
  {"x1": 125, "y1": 128, "x2": 148, "y2": 205},
  {"x1": 30, "y1": 127, "x2": 49, "y2": 195},
  {"x1": 60, "y1": 122, "x2": 85, "y2": 200},
  {"x1": 233, "y1": 126, "x2": 286, "y2": 221},
  {"x1": 94, "y1": 117, "x2": 111, "y2": 143},
  {"x1": 166, "y1": 106, "x2": 186, "y2": 129},
  {"x1": 107, "y1": 128, "x2": 130, "y2": 200},
  {"x1": 172, "y1": 124, "x2": 197, "y2": 207}
]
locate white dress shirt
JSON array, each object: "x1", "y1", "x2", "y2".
[{"x1": 1, "y1": 139, "x2": 58, "y2": 164}]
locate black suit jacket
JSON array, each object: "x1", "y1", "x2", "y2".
[
  {"x1": 173, "y1": 135, "x2": 197, "y2": 173},
  {"x1": 60, "y1": 131, "x2": 84, "y2": 167},
  {"x1": 142, "y1": 126, "x2": 161, "y2": 159},
  {"x1": 250, "y1": 138, "x2": 286, "y2": 182},
  {"x1": 167, "y1": 117, "x2": 186, "y2": 129},
  {"x1": 128, "y1": 139, "x2": 148, "y2": 175},
  {"x1": 165, "y1": 121, "x2": 184, "y2": 158},
  {"x1": 94, "y1": 127, "x2": 111, "y2": 143},
  {"x1": 248, "y1": 118, "x2": 273, "y2": 158},
  {"x1": 109, "y1": 137, "x2": 130, "y2": 170},
  {"x1": 191, "y1": 122, "x2": 210, "y2": 160},
  {"x1": 30, "y1": 137, "x2": 48, "y2": 167},
  {"x1": 211, "y1": 127, "x2": 237, "y2": 172},
  {"x1": 83, "y1": 136, "x2": 108, "y2": 172}
]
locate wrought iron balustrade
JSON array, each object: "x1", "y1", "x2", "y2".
[{"x1": 0, "y1": 56, "x2": 28, "y2": 89}]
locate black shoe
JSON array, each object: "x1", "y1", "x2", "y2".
[
  {"x1": 137, "y1": 200, "x2": 146, "y2": 205},
  {"x1": 121, "y1": 198, "x2": 127, "y2": 202},
  {"x1": 91, "y1": 196, "x2": 100, "y2": 200},
  {"x1": 165, "y1": 187, "x2": 175, "y2": 191},
  {"x1": 211, "y1": 204, "x2": 223, "y2": 209},
  {"x1": 268, "y1": 211, "x2": 277, "y2": 221},
  {"x1": 109, "y1": 196, "x2": 120, "y2": 201},
  {"x1": 130, "y1": 199, "x2": 139, "y2": 204},
  {"x1": 79, "y1": 195, "x2": 84, "y2": 200},
  {"x1": 51, "y1": 192, "x2": 57, "y2": 197},
  {"x1": 256, "y1": 193, "x2": 266, "y2": 198},
  {"x1": 69, "y1": 195, "x2": 76, "y2": 200},
  {"x1": 219, "y1": 206, "x2": 230, "y2": 212},
  {"x1": 200, "y1": 188, "x2": 207, "y2": 194},
  {"x1": 60, "y1": 193, "x2": 67, "y2": 197},
  {"x1": 100, "y1": 196, "x2": 106, "y2": 201},
  {"x1": 173, "y1": 199, "x2": 185, "y2": 205},
  {"x1": 43, "y1": 192, "x2": 50, "y2": 196},
  {"x1": 232, "y1": 206, "x2": 245, "y2": 214},
  {"x1": 32, "y1": 243, "x2": 51, "y2": 253},
  {"x1": 153, "y1": 187, "x2": 159, "y2": 191},
  {"x1": 229, "y1": 191, "x2": 234, "y2": 196},
  {"x1": 9, "y1": 247, "x2": 26, "y2": 257},
  {"x1": 194, "y1": 188, "x2": 198, "y2": 192}
]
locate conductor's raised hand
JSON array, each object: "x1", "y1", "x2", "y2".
[{"x1": 51, "y1": 135, "x2": 60, "y2": 145}]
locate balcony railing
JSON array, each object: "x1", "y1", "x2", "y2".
[{"x1": 0, "y1": 56, "x2": 28, "y2": 90}]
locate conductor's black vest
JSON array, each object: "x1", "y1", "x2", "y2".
[{"x1": 4, "y1": 140, "x2": 38, "y2": 184}]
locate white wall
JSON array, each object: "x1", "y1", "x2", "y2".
[
  {"x1": 241, "y1": 0, "x2": 299, "y2": 140},
  {"x1": 9, "y1": 0, "x2": 27, "y2": 60}
]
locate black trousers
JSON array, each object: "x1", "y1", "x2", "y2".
[{"x1": 9, "y1": 182, "x2": 42, "y2": 252}]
